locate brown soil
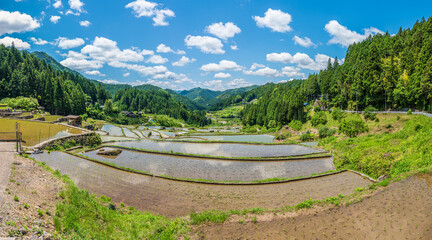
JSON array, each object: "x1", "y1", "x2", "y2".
[
  {"x1": 191, "y1": 173, "x2": 432, "y2": 239},
  {"x1": 0, "y1": 143, "x2": 64, "y2": 239}
]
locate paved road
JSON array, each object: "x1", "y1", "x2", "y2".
[{"x1": 0, "y1": 143, "x2": 16, "y2": 208}]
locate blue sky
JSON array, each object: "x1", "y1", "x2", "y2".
[{"x1": 1, "y1": 0, "x2": 432, "y2": 90}]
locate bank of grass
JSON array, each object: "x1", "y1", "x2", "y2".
[
  {"x1": 320, "y1": 115, "x2": 432, "y2": 179},
  {"x1": 25, "y1": 156, "x2": 189, "y2": 239}
]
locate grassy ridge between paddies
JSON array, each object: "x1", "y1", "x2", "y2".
[
  {"x1": 25, "y1": 156, "x2": 189, "y2": 239},
  {"x1": 320, "y1": 115, "x2": 432, "y2": 179}
]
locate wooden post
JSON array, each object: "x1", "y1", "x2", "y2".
[{"x1": 15, "y1": 122, "x2": 19, "y2": 153}]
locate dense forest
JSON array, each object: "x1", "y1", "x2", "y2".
[
  {"x1": 0, "y1": 44, "x2": 111, "y2": 115},
  {"x1": 112, "y1": 88, "x2": 210, "y2": 126},
  {"x1": 242, "y1": 16, "x2": 432, "y2": 127}
]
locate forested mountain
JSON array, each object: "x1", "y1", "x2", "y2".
[
  {"x1": 113, "y1": 87, "x2": 210, "y2": 126},
  {"x1": 242, "y1": 16, "x2": 432, "y2": 127},
  {"x1": 0, "y1": 44, "x2": 110, "y2": 115},
  {"x1": 179, "y1": 85, "x2": 258, "y2": 108},
  {"x1": 32, "y1": 51, "x2": 80, "y2": 75}
]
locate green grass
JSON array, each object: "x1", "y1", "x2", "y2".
[{"x1": 320, "y1": 115, "x2": 432, "y2": 179}]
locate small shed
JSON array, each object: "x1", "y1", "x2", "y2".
[{"x1": 66, "y1": 115, "x2": 82, "y2": 126}]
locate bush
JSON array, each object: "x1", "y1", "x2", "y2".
[
  {"x1": 407, "y1": 109, "x2": 412, "y2": 115},
  {"x1": 318, "y1": 126, "x2": 336, "y2": 139},
  {"x1": 331, "y1": 107, "x2": 346, "y2": 122},
  {"x1": 311, "y1": 111, "x2": 328, "y2": 127},
  {"x1": 363, "y1": 106, "x2": 377, "y2": 121},
  {"x1": 275, "y1": 133, "x2": 290, "y2": 140},
  {"x1": 313, "y1": 106, "x2": 321, "y2": 112},
  {"x1": 339, "y1": 117, "x2": 369, "y2": 137},
  {"x1": 300, "y1": 130, "x2": 314, "y2": 141},
  {"x1": 288, "y1": 120, "x2": 302, "y2": 131}
]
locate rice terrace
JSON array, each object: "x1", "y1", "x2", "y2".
[{"x1": 2, "y1": 0, "x2": 432, "y2": 239}]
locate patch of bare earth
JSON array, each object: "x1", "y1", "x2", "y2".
[
  {"x1": 191, "y1": 173, "x2": 432, "y2": 239},
  {"x1": 0, "y1": 144, "x2": 64, "y2": 239}
]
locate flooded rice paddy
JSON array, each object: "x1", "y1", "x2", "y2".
[
  {"x1": 31, "y1": 151, "x2": 371, "y2": 217},
  {"x1": 82, "y1": 147, "x2": 334, "y2": 181},
  {"x1": 110, "y1": 140, "x2": 324, "y2": 158},
  {"x1": 186, "y1": 134, "x2": 275, "y2": 143}
]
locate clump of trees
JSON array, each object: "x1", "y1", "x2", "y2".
[
  {"x1": 339, "y1": 117, "x2": 369, "y2": 137},
  {"x1": 311, "y1": 111, "x2": 328, "y2": 127},
  {"x1": 363, "y1": 106, "x2": 378, "y2": 121},
  {"x1": 1, "y1": 96, "x2": 39, "y2": 111}
]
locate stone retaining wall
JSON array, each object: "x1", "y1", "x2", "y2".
[{"x1": 30, "y1": 132, "x2": 96, "y2": 150}]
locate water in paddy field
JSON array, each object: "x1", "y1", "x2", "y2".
[
  {"x1": 101, "y1": 125, "x2": 123, "y2": 136},
  {"x1": 122, "y1": 128, "x2": 138, "y2": 138},
  {"x1": 189, "y1": 134, "x2": 275, "y2": 143},
  {"x1": 82, "y1": 147, "x2": 334, "y2": 181},
  {"x1": 111, "y1": 140, "x2": 324, "y2": 158}
]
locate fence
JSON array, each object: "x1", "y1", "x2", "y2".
[{"x1": 0, "y1": 131, "x2": 23, "y2": 153}]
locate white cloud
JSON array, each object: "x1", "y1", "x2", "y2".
[
  {"x1": 293, "y1": 36, "x2": 315, "y2": 48},
  {"x1": 60, "y1": 58, "x2": 103, "y2": 71},
  {"x1": 65, "y1": 10, "x2": 80, "y2": 16},
  {"x1": 99, "y1": 79, "x2": 120, "y2": 84},
  {"x1": 0, "y1": 10, "x2": 40, "y2": 36},
  {"x1": 0, "y1": 37, "x2": 30, "y2": 49},
  {"x1": 79, "y1": 20, "x2": 90, "y2": 27},
  {"x1": 250, "y1": 63, "x2": 266, "y2": 70},
  {"x1": 202, "y1": 80, "x2": 224, "y2": 90},
  {"x1": 141, "y1": 49, "x2": 154, "y2": 55},
  {"x1": 214, "y1": 72, "x2": 231, "y2": 79},
  {"x1": 50, "y1": 16, "x2": 61, "y2": 24},
  {"x1": 30, "y1": 37, "x2": 49, "y2": 45},
  {"x1": 244, "y1": 66, "x2": 280, "y2": 77},
  {"x1": 81, "y1": 36, "x2": 144, "y2": 63},
  {"x1": 125, "y1": 0, "x2": 175, "y2": 26},
  {"x1": 172, "y1": 56, "x2": 196, "y2": 67},
  {"x1": 85, "y1": 70, "x2": 105, "y2": 76},
  {"x1": 156, "y1": 43, "x2": 185, "y2": 54},
  {"x1": 53, "y1": 0, "x2": 62, "y2": 8},
  {"x1": 69, "y1": 0, "x2": 84, "y2": 13},
  {"x1": 325, "y1": 20, "x2": 383, "y2": 47},
  {"x1": 185, "y1": 35, "x2": 224, "y2": 54},
  {"x1": 200, "y1": 60, "x2": 242, "y2": 72},
  {"x1": 205, "y1": 22, "x2": 241, "y2": 40},
  {"x1": 230, "y1": 45, "x2": 238, "y2": 50},
  {"x1": 227, "y1": 78, "x2": 253, "y2": 88},
  {"x1": 123, "y1": 72, "x2": 130, "y2": 77},
  {"x1": 146, "y1": 54, "x2": 168, "y2": 64},
  {"x1": 266, "y1": 51, "x2": 336, "y2": 71},
  {"x1": 281, "y1": 66, "x2": 305, "y2": 78},
  {"x1": 56, "y1": 37, "x2": 85, "y2": 49},
  {"x1": 253, "y1": 8, "x2": 292, "y2": 33}
]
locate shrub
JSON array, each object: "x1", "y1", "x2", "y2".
[
  {"x1": 313, "y1": 106, "x2": 321, "y2": 112},
  {"x1": 331, "y1": 107, "x2": 346, "y2": 122},
  {"x1": 407, "y1": 109, "x2": 412, "y2": 115},
  {"x1": 318, "y1": 126, "x2": 336, "y2": 139},
  {"x1": 275, "y1": 133, "x2": 290, "y2": 140},
  {"x1": 339, "y1": 117, "x2": 369, "y2": 137},
  {"x1": 300, "y1": 130, "x2": 314, "y2": 141},
  {"x1": 363, "y1": 106, "x2": 377, "y2": 121},
  {"x1": 311, "y1": 111, "x2": 328, "y2": 127},
  {"x1": 288, "y1": 120, "x2": 302, "y2": 131}
]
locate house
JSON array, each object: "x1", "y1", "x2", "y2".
[{"x1": 66, "y1": 115, "x2": 82, "y2": 126}]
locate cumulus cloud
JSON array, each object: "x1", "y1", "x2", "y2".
[
  {"x1": 0, "y1": 10, "x2": 40, "y2": 36},
  {"x1": 56, "y1": 37, "x2": 85, "y2": 49},
  {"x1": 266, "y1": 51, "x2": 335, "y2": 71},
  {"x1": 203, "y1": 78, "x2": 252, "y2": 91},
  {"x1": 293, "y1": 36, "x2": 315, "y2": 48},
  {"x1": 244, "y1": 66, "x2": 280, "y2": 77},
  {"x1": 146, "y1": 54, "x2": 168, "y2": 64},
  {"x1": 172, "y1": 56, "x2": 196, "y2": 67},
  {"x1": 200, "y1": 60, "x2": 242, "y2": 72},
  {"x1": 141, "y1": 49, "x2": 154, "y2": 55},
  {"x1": 185, "y1": 35, "x2": 224, "y2": 54},
  {"x1": 227, "y1": 78, "x2": 253, "y2": 88},
  {"x1": 325, "y1": 20, "x2": 383, "y2": 47},
  {"x1": 68, "y1": 0, "x2": 85, "y2": 13},
  {"x1": 214, "y1": 72, "x2": 231, "y2": 79},
  {"x1": 85, "y1": 70, "x2": 105, "y2": 76},
  {"x1": 79, "y1": 20, "x2": 90, "y2": 27},
  {"x1": 125, "y1": 0, "x2": 175, "y2": 26},
  {"x1": 53, "y1": 0, "x2": 62, "y2": 8},
  {"x1": 156, "y1": 43, "x2": 185, "y2": 54},
  {"x1": 123, "y1": 72, "x2": 130, "y2": 77},
  {"x1": 0, "y1": 37, "x2": 30, "y2": 49},
  {"x1": 205, "y1": 22, "x2": 241, "y2": 40},
  {"x1": 99, "y1": 79, "x2": 120, "y2": 84},
  {"x1": 81, "y1": 36, "x2": 144, "y2": 62},
  {"x1": 60, "y1": 58, "x2": 103, "y2": 71},
  {"x1": 281, "y1": 66, "x2": 305, "y2": 78},
  {"x1": 30, "y1": 37, "x2": 49, "y2": 45},
  {"x1": 253, "y1": 8, "x2": 292, "y2": 33},
  {"x1": 50, "y1": 16, "x2": 61, "y2": 24},
  {"x1": 230, "y1": 45, "x2": 238, "y2": 50}
]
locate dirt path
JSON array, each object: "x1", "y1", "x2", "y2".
[
  {"x1": 0, "y1": 143, "x2": 15, "y2": 208},
  {"x1": 32, "y1": 152, "x2": 371, "y2": 217},
  {"x1": 192, "y1": 173, "x2": 432, "y2": 239}
]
